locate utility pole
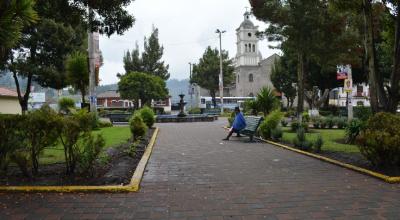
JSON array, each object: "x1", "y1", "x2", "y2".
[
  {"x1": 347, "y1": 65, "x2": 353, "y2": 121},
  {"x1": 189, "y1": 62, "x2": 193, "y2": 109},
  {"x1": 88, "y1": 7, "x2": 97, "y2": 113},
  {"x1": 216, "y1": 29, "x2": 226, "y2": 114}
]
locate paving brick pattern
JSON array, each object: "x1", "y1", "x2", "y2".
[{"x1": 1, "y1": 120, "x2": 400, "y2": 220}]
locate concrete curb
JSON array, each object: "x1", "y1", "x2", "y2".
[{"x1": 0, "y1": 127, "x2": 159, "y2": 193}]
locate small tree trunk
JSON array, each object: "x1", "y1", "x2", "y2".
[
  {"x1": 210, "y1": 90, "x2": 217, "y2": 108},
  {"x1": 297, "y1": 52, "x2": 305, "y2": 122},
  {"x1": 363, "y1": 0, "x2": 381, "y2": 113},
  {"x1": 388, "y1": 7, "x2": 400, "y2": 113}
]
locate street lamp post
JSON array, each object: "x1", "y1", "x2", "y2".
[
  {"x1": 216, "y1": 29, "x2": 226, "y2": 114},
  {"x1": 189, "y1": 62, "x2": 193, "y2": 109}
]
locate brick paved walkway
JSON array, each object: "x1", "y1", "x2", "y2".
[{"x1": 1, "y1": 120, "x2": 400, "y2": 220}]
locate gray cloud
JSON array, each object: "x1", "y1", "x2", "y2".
[{"x1": 99, "y1": 0, "x2": 280, "y2": 85}]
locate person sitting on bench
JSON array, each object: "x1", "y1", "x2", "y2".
[{"x1": 223, "y1": 107, "x2": 246, "y2": 141}]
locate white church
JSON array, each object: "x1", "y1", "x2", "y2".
[{"x1": 190, "y1": 11, "x2": 280, "y2": 109}]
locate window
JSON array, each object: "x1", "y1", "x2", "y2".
[
  {"x1": 252, "y1": 44, "x2": 255, "y2": 52},
  {"x1": 249, "y1": 74, "x2": 254, "y2": 82},
  {"x1": 237, "y1": 74, "x2": 240, "y2": 83},
  {"x1": 249, "y1": 93, "x2": 254, "y2": 97},
  {"x1": 248, "y1": 33, "x2": 252, "y2": 37},
  {"x1": 245, "y1": 44, "x2": 248, "y2": 52}
]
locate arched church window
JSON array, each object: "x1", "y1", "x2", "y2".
[
  {"x1": 237, "y1": 74, "x2": 240, "y2": 83},
  {"x1": 245, "y1": 44, "x2": 248, "y2": 52},
  {"x1": 248, "y1": 33, "x2": 252, "y2": 37},
  {"x1": 252, "y1": 44, "x2": 255, "y2": 52},
  {"x1": 249, "y1": 74, "x2": 254, "y2": 82}
]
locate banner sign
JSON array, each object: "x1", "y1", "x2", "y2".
[
  {"x1": 337, "y1": 65, "x2": 349, "y2": 80},
  {"x1": 344, "y1": 79, "x2": 353, "y2": 93}
]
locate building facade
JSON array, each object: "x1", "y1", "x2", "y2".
[{"x1": 0, "y1": 87, "x2": 21, "y2": 114}]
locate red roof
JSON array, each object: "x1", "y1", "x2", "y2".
[{"x1": 0, "y1": 87, "x2": 18, "y2": 97}]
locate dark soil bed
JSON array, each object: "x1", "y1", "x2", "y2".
[
  {"x1": 0, "y1": 128, "x2": 155, "y2": 186},
  {"x1": 275, "y1": 139, "x2": 400, "y2": 177}
]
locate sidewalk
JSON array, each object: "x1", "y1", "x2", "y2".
[{"x1": 1, "y1": 120, "x2": 399, "y2": 219}]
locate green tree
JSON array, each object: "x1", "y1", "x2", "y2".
[
  {"x1": 255, "y1": 87, "x2": 279, "y2": 117},
  {"x1": 0, "y1": 0, "x2": 38, "y2": 67},
  {"x1": 66, "y1": 51, "x2": 89, "y2": 106},
  {"x1": 191, "y1": 46, "x2": 234, "y2": 108},
  {"x1": 118, "y1": 72, "x2": 168, "y2": 107},
  {"x1": 123, "y1": 27, "x2": 170, "y2": 80},
  {"x1": 123, "y1": 42, "x2": 143, "y2": 73},
  {"x1": 271, "y1": 59, "x2": 297, "y2": 109}
]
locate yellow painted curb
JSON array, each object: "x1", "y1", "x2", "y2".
[
  {"x1": 259, "y1": 137, "x2": 400, "y2": 184},
  {"x1": 0, "y1": 127, "x2": 159, "y2": 193}
]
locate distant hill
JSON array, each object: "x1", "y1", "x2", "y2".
[{"x1": 167, "y1": 79, "x2": 189, "y2": 103}]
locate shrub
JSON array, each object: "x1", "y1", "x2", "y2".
[
  {"x1": 0, "y1": 114, "x2": 29, "y2": 176},
  {"x1": 314, "y1": 135, "x2": 324, "y2": 153},
  {"x1": 79, "y1": 134, "x2": 105, "y2": 174},
  {"x1": 58, "y1": 97, "x2": 75, "y2": 114},
  {"x1": 311, "y1": 116, "x2": 322, "y2": 129},
  {"x1": 326, "y1": 116, "x2": 335, "y2": 129},
  {"x1": 290, "y1": 120, "x2": 309, "y2": 132},
  {"x1": 271, "y1": 127, "x2": 283, "y2": 141},
  {"x1": 336, "y1": 117, "x2": 347, "y2": 129},
  {"x1": 25, "y1": 106, "x2": 61, "y2": 175},
  {"x1": 129, "y1": 114, "x2": 147, "y2": 141},
  {"x1": 320, "y1": 118, "x2": 327, "y2": 129},
  {"x1": 59, "y1": 116, "x2": 82, "y2": 174},
  {"x1": 302, "y1": 111, "x2": 310, "y2": 122},
  {"x1": 345, "y1": 119, "x2": 364, "y2": 144},
  {"x1": 354, "y1": 106, "x2": 372, "y2": 122},
  {"x1": 188, "y1": 107, "x2": 202, "y2": 114},
  {"x1": 138, "y1": 106, "x2": 155, "y2": 128},
  {"x1": 293, "y1": 128, "x2": 313, "y2": 151},
  {"x1": 259, "y1": 110, "x2": 283, "y2": 139},
  {"x1": 98, "y1": 120, "x2": 113, "y2": 128},
  {"x1": 357, "y1": 113, "x2": 400, "y2": 167},
  {"x1": 281, "y1": 119, "x2": 288, "y2": 127},
  {"x1": 285, "y1": 109, "x2": 296, "y2": 118}
]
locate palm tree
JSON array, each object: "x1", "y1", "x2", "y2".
[
  {"x1": 255, "y1": 87, "x2": 279, "y2": 117},
  {"x1": 66, "y1": 51, "x2": 89, "y2": 106},
  {"x1": 0, "y1": 0, "x2": 38, "y2": 65}
]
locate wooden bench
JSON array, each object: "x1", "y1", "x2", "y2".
[
  {"x1": 107, "y1": 113, "x2": 132, "y2": 124},
  {"x1": 240, "y1": 116, "x2": 263, "y2": 142}
]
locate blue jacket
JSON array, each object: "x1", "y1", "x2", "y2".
[{"x1": 232, "y1": 112, "x2": 246, "y2": 131}]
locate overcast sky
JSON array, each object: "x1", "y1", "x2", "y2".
[{"x1": 99, "y1": 0, "x2": 280, "y2": 85}]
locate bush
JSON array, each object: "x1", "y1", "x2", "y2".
[
  {"x1": 0, "y1": 114, "x2": 29, "y2": 176},
  {"x1": 353, "y1": 106, "x2": 372, "y2": 122},
  {"x1": 281, "y1": 119, "x2": 288, "y2": 127},
  {"x1": 345, "y1": 119, "x2": 364, "y2": 144},
  {"x1": 97, "y1": 120, "x2": 113, "y2": 128},
  {"x1": 129, "y1": 114, "x2": 147, "y2": 141},
  {"x1": 138, "y1": 106, "x2": 155, "y2": 128},
  {"x1": 293, "y1": 128, "x2": 313, "y2": 151},
  {"x1": 314, "y1": 135, "x2": 324, "y2": 153},
  {"x1": 188, "y1": 107, "x2": 201, "y2": 114},
  {"x1": 58, "y1": 97, "x2": 75, "y2": 114},
  {"x1": 290, "y1": 120, "x2": 309, "y2": 132},
  {"x1": 311, "y1": 116, "x2": 322, "y2": 129},
  {"x1": 302, "y1": 111, "x2": 310, "y2": 122},
  {"x1": 284, "y1": 109, "x2": 296, "y2": 118},
  {"x1": 357, "y1": 113, "x2": 400, "y2": 167},
  {"x1": 320, "y1": 118, "x2": 327, "y2": 129},
  {"x1": 25, "y1": 106, "x2": 61, "y2": 175},
  {"x1": 59, "y1": 116, "x2": 82, "y2": 174},
  {"x1": 336, "y1": 117, "x2": 347, "y2": 129},
  {"x1": 79, "y1": 134, "x2": 105, "y2": 174},
  {"x1": 326, "y1": 116, "x2": 335, "y2": 129},
  {"x1": 259, "y1": 110, "x2": 283, "y2": 139},
  {"x1": 271, "y1": 127, "x2": 283, "y2": 141}
]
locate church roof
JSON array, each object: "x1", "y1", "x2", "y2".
[{"x1": 239, "y1": 19, "x2": 255, "y2": 29}]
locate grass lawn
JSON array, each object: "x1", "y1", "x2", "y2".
[
  {"x1": 40, "y1": 126, "x2": 131, "y2": 164},
  {"x1": 282, "y1": 127, "x2": 360, "y2": 153}
]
